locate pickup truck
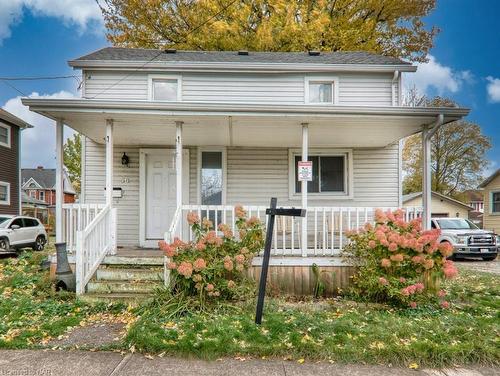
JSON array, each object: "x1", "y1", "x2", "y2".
[{"x1": 432, "y1": 217, "x2": 498, "y2": 261}]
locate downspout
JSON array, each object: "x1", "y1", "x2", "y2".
[
  {"x1": 392, "y1": 70, "x2": 400, "y2": 107},
  {"x1": 422, "y1": 114, "x2": 444, "y2": 230}
]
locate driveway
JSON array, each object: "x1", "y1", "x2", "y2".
[{"x1": 455, "y1": 257, "x2": 500, "y2": 275}]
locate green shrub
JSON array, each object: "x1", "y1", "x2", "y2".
[
  {"x1": 159, "y1": 205, "x2": 264, "y2": 303},
  {"x1": 343, "y1": 209, "x2": 457, "y2": 308}
]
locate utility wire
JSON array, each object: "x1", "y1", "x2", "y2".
[
  {"x1": 89, "y1": 0, "x2": 239, "y2": 99},
  {"x1": 0, "y1": 75, "x2": 80, "y2": 81},
  {"x1": 1, "y1": 80, "x2": 28, "y2": 96}
]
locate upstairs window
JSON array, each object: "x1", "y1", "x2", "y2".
[
  {"x1": 305, "y1": 77, "x2": 338, "y2": 105},
  {"x1": 0, "y1": 122, "x2": 11, "y2": 148},
  {"x1": 149, "y1": 75, "x2": 181, "y2": 101},
  {"x1": 309, "y1": 82, "x2": 333, "y2": 103}
]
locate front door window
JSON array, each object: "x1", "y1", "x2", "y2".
[{"x1": 200, "y1": 151, "x2": 223, "y2": 225}]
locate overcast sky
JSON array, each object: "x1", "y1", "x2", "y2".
[{"x1": 0, "y1": 0, "x2": 499, "y2": 174}]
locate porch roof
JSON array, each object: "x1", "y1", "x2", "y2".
[{"x1": 21, "y1": 98, "x2": 469, "y2": 148}]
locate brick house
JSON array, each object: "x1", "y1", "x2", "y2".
[{"x1": 21, "y1": 167, "x2": 76, "y2": 207}]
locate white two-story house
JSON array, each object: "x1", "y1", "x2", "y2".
[{"x1": 23, "y1": 48, "x2": 469, "y2": 297}]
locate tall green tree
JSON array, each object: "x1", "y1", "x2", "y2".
[
  {"x1": 403, "y1": 97, "x2": 491, "y2": 198},
  {"x1": 97, "y1": 0, "x2": 437, "y2": 62},
  {"x1": 63, "y1": 134, "x2": 82, "y2": 194}
]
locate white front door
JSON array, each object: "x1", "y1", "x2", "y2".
[
  {"x1": 140, "y1": 149, "x2": 189, "y2": 247},
  {"x1": 145, "y1": 152, "x2": 176, "y2": 240}
]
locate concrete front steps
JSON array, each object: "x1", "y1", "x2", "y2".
[{"x1": 79, "y1": 253, "x2": 165, "y2": 305}]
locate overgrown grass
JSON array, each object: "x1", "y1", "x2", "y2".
[
  {"x1": 0, "y1": 244, "x2": 124, "y2": 348},
  {"x1": 126, "y1": 268, "x2": 499, "y2": 367},
  {"x1": 1, "y1": 246, "x2": 498, "y2": 367}
]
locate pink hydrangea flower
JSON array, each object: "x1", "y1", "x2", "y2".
[
  {"x1": 368, "y1": 240, "x2": 377, "y2": 249},
  {"x1": 187, "y1": 211, "x2": 200, "y2": 225},
  {"x1": 177, "y1": 261, "x2": 193, "y2": 278},
  {"x1": 380, "y1": 258, "x2": 391, "y2": 268},
  {"x1": 390, "y1": 253, "x2": 404, "y2": 262},
  {"x1": 234, "y1": 254, "x2": 245, "y2": 264},
  {"x1": 206, "y1": 283, "x2": 214, "y2": 292},
  {"x1": 166, "y1": 262, "x2": 177, "y2": 270},
  {"x1": 235, "y1": 205, "x2": 247, "y2": 219},
  {"x1": 378, "y1": 277, "x2": 388, "y2": 286},
  {"x1": 193, "y1": 258, "x2": 207, "y2": 271},
  {"x1": 399, "y1": 277, "x2": 406, "y2": 283},
  {"x1": 223, "y1": 256, "x2": 233, "y2": 271},
  {"x1": 409, "y1": 301, "x2": 417, "y2": 309},
  {"x1": 441, "y1": 301, "x2": 450, "y2": 309},
  {"x1": 195, "y1": 241, "x2": 206, "y2": 251},
  {"x1": 438, "y1": 289, "x2": 447, "y2": 297}
]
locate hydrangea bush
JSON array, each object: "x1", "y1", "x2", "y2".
[
  {"x1": 343, "y1": 209, "x2": 458, "y2": 308},
  {"x1": 158, "y1": 205, "x2": 264, "y2": 302}
]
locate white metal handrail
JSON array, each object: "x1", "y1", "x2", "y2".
[
  {"x1": 62, "y1": 203, "x2": 106, "y2": 253},
  {"x1": 75, "y1": 204, "x2": 117, "y2": 294}
]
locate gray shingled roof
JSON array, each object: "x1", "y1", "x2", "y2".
[
  {"x1": 21, "y1": 168, "x2": 76, "y2": 194},
  {"x1": 479, "y1": 169, "x2": 500, "y2": 188},
  {"x1": 22, "y1": 168, "x2": 56, "y2": 189},
  {"x1": 73, "y1": 47, "x2": 411, "y2": 66}
]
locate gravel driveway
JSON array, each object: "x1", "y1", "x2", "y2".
[{"x1": 455, "y1": 257, "x2": 500, "y2": 275}]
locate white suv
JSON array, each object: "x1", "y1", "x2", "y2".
[
  {"x1": 432, "y1": 217, "x2": 498, "y2": 261},
  {"x1": 0, "y1": 215, "x2": 48, "y2": 252}
]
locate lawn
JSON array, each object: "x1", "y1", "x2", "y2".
[
  {"x1": 126, "y1": 268, "x2": 499, "y2": 367},
  {"x1": 0, "y1": 244, "x2": 124, "y2": 349},
  {"x1": 1, "y1": 247, "x2": 498, "y2": 368}
]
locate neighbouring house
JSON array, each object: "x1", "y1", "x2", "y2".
[
  {"x1": 22, "y1": 47, "x2": 470, "y2": 298},
  {"x1": 22, "y1": 166, "x2": 76, "y2": 206},
  {"x1": 403, "y1": 191, "x2": 473, "y2": 219},
  {"x1": 22, "y1": 191, "x2": 50, "y2": 225},
  {"x1": 479, "y1": 169, "x2": 500, "y2": 233},
  {"x1": 463, "y1": 189, "x2": 484, "y2": 227},
  {"x1": 0, "y1": 109, "x2": 32, "y2": 215}
]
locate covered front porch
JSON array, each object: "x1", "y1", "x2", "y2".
[{"x1": 23, "y1": 98, "x2": 468, "y2": 294}]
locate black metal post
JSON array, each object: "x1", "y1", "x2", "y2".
[{"x1": 255, "y1": 197, "x2": 277, "y2": 324}]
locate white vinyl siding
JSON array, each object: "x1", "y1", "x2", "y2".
[
  {"x1": 83, "y1": 70, "x2": 396, "y2": 106},
  {"x1": 83, "y1": 141, "x2": 399, "y2": 246},
  {"x1": 83, "y1": 138, "x2": 198, "y2": 246},
  {"x1": 338, "y1": 73, "x2": 395, "y2": 106}
]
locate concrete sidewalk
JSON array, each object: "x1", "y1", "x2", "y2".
[{"x1": 0, "y1": 350, "x2": 497, "y2": 376}]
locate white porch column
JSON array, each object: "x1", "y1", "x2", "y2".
[
  {"x1": 105, "y1": 119, "x2": 114, "y2": 206},
  {"x1": 422, "y1": 126, "x2": 431, "y2": 230},
  {"x1": 301, "y1": 123, "x2": 308, "y2": 257},
  {"x1": 55, "y1": 119, "x2": 64, "y2": 244},
  {"x1": 175, "y1": 121, "x2": 183, "y2": 207},
  {"x1": 422, "y1": 114, "x2": 444, "y2": 230}
]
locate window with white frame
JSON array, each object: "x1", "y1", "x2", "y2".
[
  {"x1": 0, "y1": 182, "x2": 9, "y2": 205},
  {"x1": 200, "y1": 151, "x2": 224, "y2": 205},
  {"x1": 39, "y1": 191, "x2": 45, "y2": 202},
  {"x1": 305, "y1": 77, "x2": 338, "y2": 104},
  {"x1": 290, "y1": 150, "x2": 351, "y2": 197},
  {"x1": 492, "y1": 191, "x2": 500, "y2": 213},
  {"x1": 149, "y1": 75, "x2": 181, "y2": 101},
  {"x1": 0, "y1": 122, "x2": 11, "y2": 148}
]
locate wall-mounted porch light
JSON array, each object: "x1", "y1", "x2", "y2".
[{"x1": 121, "y1": 152, "x2": 130, "y2": 167}]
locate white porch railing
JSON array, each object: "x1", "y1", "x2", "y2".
[
  {"x1": 75, "y1": 205, "x2": 117, "y2": 294},
  {"x1": 165, "y1": 205, "x2": 423, "y2": 257},
  {"x1": 62, "y1": 203, "x2": 107, "y2": 253}
]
